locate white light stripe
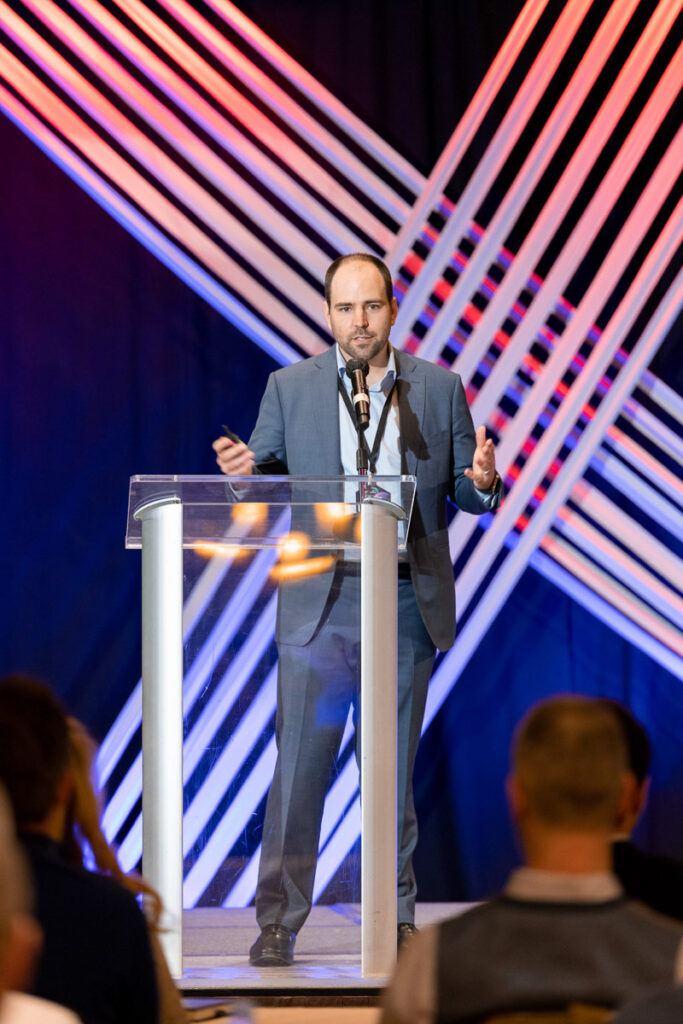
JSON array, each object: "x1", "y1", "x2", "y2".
[
  {"x1": 387, "y1": 0, "x2": 548, "y2": 275},
  {"x1": 638, "y1": 371, "x2": 683, "y2": 424},
  {"x1": 392, "y1": 0, "x2": 592, "y2": 343},
  {"x1": 604, "y1": 428, "x2": 683, "y2": 504},
  {"x1": 183, "y1": 667, "x2": 277, "y2": 854},
  {"x1": 223, "y1": 847, "x2": 260, "y2": 907},
  {"x1": 0, "y1": 9, "x2": 328, "y2": 327},
  {"x1": 25, "y1": 0, "x2": 334, "y2": 279},
  {"x1": 589, "y1": 449, "x2": 683, "y2": 541},
  {"x1": 66, "y1": 0, "x2": 370, "y2": 256},
  {"x1": 552, "y1": 511, "x2": 683, "y2": 629},
  {"x1": 98, "y1": 549, "x2": 239, "y2": 788},
  {"x1": 450, "y1": 164, "x2": 683, "y2": 585},
  {"x1": 0, "y1": 50, "x2": 326, "y2": 357},
  {"x1": 529, "y1": 546, "x2": 683, "y2": 680},
  {"x1": 462, "y1": 36, "x2": 682, "y2": 396},
  {"x1": 544, "y1": 532, "x2": 683, "y2": 650},
  {"x1": 184, "y1": 738, "x2": 277, "y2": 907},
  {"x1": 221, "y1": 710, "x2": 358, "y2": 908},
  {"x1": 205, "y1": 0, "x2": 424, "y2": 194},
  {"x1": 313, "y1": 798, "x2": 362, "y2": 903},
  {"x1": 418, "y1": 0, "x2": 661, "y2": 366},
  {"x1": 571, "y1": 479, "x2": 683, "y2": 587},
  {"x1": 0, "y1": 81, "x2": 300, "y2": 367},
  {"x1": 458, "y1": 184, "x2": 683, "y2": 613},
  {"x1": 159, "y1": 0, "x2": 412, "y2": 222},
  {"x1": 113, "y1": 0, "x2": 393, "y2": 248},
  {"x1": 101, "y1": 546, "x2": 280, "y2": 834},
  {"x1": 182, "y1": 594, "x2": 277, "y2": 781},
  {"x1": 621, "y1": 400, "x2": 683, "y2": 465},
  {"x1": 427, "y1": 268, "x2": 683, "y2": 737}
]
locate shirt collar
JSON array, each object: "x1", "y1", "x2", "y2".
[
  {"x1": 336, "y1": 344, "x2": 397, "y2": 393},
  {"x1": 504, "y1": 867, "x2": 623, "y2": 903}
]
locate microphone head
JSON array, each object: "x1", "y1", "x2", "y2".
[{"x1": 346, "y1": 359, "x2": 369, "y2": 377}]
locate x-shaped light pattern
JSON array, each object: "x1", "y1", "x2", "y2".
[{"x1": 1, "y1": 0, "x2": 680, "y2": 907}]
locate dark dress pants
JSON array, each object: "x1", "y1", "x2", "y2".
[{"x1": 255, "y1": 571, "x2": 436, "y2": 933}]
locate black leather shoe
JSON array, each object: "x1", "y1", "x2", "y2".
[
  {"x1": 397, "y1": 922, "x2": 419, "y2": 949},
  {"x1": 249, "y1": 924, "x2": 296, "y2": 966}
]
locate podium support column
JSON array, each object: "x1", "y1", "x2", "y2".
[
  {"x1": 360, "y1": 501, "x2": 398, "y2": 977},
  {"x1": 135, "y1": 497, "x2": 184, "y2": 978}
]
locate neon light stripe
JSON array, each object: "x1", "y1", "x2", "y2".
[
  {"x1": 0, "y1": 82, "x2": 300, "y2": 368},
  {"x1": 417, "y1": 0, "x2": 643, "y2": 365},
  {"x1": 387, "y1": 0, "x2": 548, "y2": 274},
  {"x1": 205, "y1": 0, "x2": 424, "y2": 193},
  {"x1": 552, "y1": 510, "x2": 683, "y2": 629},
  {"x1": 65, "y1": 1, "x2": 370, "y2": 255},
  {"x1": 112, "y1": 0, "x2": 393, "y2": 248},
  {"x1": 0, "y1": 6, "x2": 329, "y2": 327},
  {"x1": 392, "y1": 0, "x2": 592, "y2": 344},
  {"x1": 158, "y1": 0, "x2": 412, "y2": 221}
]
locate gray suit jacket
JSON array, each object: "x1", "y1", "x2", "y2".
[{"x1": 249, "y1": 345, "x2": 500, "y2": 651}]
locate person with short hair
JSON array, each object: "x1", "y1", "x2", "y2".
[
  {"x1": 381, "y1": 695, "x2": 683, "y2": 1024},
  {"x1": 0, "y1": 674, "x2": 159, "y2": 1024},
  {"x1": 213, "y1": 253, "x2": 502, "y2": 965}
]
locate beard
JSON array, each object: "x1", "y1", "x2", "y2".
[{"x1": 335, "y1": 331, "x2": 389, "y2": 365}]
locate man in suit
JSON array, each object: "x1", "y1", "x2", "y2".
[{"x1": 213, "y1": 253, "x2": 501, "y2": 965}]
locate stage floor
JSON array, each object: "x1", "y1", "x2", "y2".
[{"x1": 180, "y1": 903, "x2": 471, "y2": 997}]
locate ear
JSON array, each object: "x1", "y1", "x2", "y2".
[
  {"x1": 324, "y1": 301, "x2": 331, "y2": 330},
  {"x1": 506, "y1": 774, "x2": 526, "y2": 821},
  {"x1": 390, "y1": 296, "x2": 398, "y2": 324}
]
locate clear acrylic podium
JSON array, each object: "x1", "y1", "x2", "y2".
[{"x1": 125, "y1": 474, "x2": 416, "y2": 978}]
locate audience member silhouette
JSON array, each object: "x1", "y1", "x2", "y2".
[
  {"x1": 0, "y1": 785, "x2": 80, "y2": 1022},
  {"x1": 0, "y1": 674, "x2": 159, "y2": 1024},
  {"x1": 598, "y1": 698, "x2": 683, "y2": 922},
  {"x1": 64, "y1": 717, "x2": 187, "y2": 1024},
  {"x1": 381, "y1": 695, "x2": 683, "y2": 1024}
]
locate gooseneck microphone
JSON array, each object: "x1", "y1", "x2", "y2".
[{"x1": 346, "y1": 358, "x2": 370, "y2": 431}]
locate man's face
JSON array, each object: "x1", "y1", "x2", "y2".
[{"x1": 324, "y1": 260, "x2": 397, "y2": 365}]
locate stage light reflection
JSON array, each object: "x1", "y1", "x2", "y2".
[
  {"x1": 231, "y1": 502, "x2": 267, "y2": 526},
  {"x1": 193, "y1": 541, "x2": 244, "y2": 559},
  {"x1": 271, "y1": 554, "x2": 336, "y2": 581},
  {"x1": 315, "y1": 501, "x2": 350, "y2": 525},
  {"x1": 277, "y1": 530, "x2": 310, "y2": 561}
]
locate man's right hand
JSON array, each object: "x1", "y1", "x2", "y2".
[{"x1": 212, "y1": 436, "x2": 255, "y2": 476}]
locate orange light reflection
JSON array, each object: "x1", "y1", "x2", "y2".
[{"x1": 271, "y1": 555, "x2": 336, "y2": 582}]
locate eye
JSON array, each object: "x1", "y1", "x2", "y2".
[{"x1": 367, "y1": 303, "x2": 381, "y2": 310}]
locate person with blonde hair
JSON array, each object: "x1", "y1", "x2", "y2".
[{"x1": 381, "y1": 695, "x2": 683, "y2": 1024}]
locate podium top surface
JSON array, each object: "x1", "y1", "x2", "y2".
[{"x1": 126, "y1": 474, "x2": 416, "y2": 551}]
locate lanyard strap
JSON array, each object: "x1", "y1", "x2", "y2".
[{"x1": 337, "y1": 372, "x2": 397, "y2": 473}]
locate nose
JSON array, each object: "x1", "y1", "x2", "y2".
[{"x1": 353, "y1": 305, "x2": 369, "y2": 329}]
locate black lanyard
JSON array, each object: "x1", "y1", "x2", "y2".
[{"x1": 337, "y1": 372, "x2": 397, "y2": 474}]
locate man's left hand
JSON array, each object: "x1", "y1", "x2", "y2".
[{"x1": 465, "y1": 425, "x2": 497, "y2": 490}]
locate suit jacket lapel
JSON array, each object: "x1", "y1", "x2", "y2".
[
  {"x1": 312, "y1": 345, "x2": 342, "y2": 472},
  {"x1": 395, "y1": 350, "x2": 425, "y2": 479}
]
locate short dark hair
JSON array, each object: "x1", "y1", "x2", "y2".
[
  {"x1": 324, "y1": 253, "x2": 394, "y2": 306},
  {"x1": 597, "y1": 699, "x2": 651, "y2": 784},
  {"x1": 514, "y1": 696, "x2": 627, "y2": 829},
  {"x1": 0, "y1": 674, "x2": 70, "y2": 827}
]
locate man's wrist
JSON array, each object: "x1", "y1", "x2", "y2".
[{"x1": 478, "y1": 470, "x2": 500, "y2": 493}]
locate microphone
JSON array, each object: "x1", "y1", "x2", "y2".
[{"x1": 346, "y1": 359, "x2": 370, "y2": 431}]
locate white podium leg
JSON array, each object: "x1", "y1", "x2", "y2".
[
  {"x1": 136, "y1": 497, "x2": 184, "y2": 978},
  {"x1": 360, "y1": 501, "x2": 398, "y2": 977}
]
